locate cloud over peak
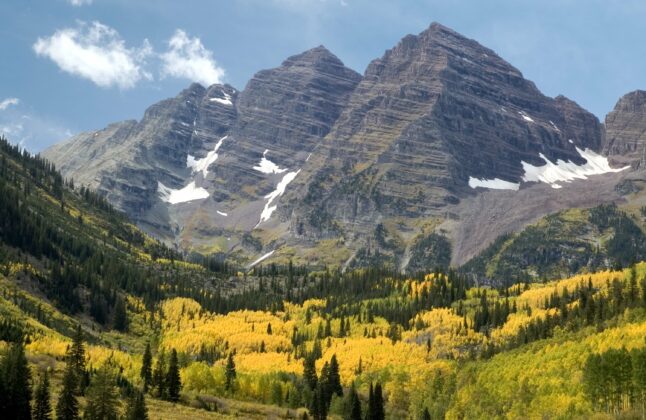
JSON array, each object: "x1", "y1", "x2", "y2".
[
  {"x1": 33, "y1": 21, "x2": 152, "y2": 89},
  {"x1": 160, "y1": 29, "x2": 225, "y2": 87},
  {"x1": 0, "y1": 98, "x2": 19, "y2": 111},
  {"x1": 68, "y1": 0, "x2": 93, "y2": 6}
]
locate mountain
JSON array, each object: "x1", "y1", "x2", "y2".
[
  {"x1": 43, "y1": 22, "x2": 642, "y2": 274},
  {"x1": 605, "y1": 90, "x2": 646, "y2": 169}
]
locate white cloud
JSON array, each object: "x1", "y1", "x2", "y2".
[
  {"x1": 160, "y1": 30, "x2": 225, "y2": 87},
  {"x1": 33, "y1": 21, "x2": 152, "y2": 89},
  {"x1": 68, "y1": 0, "x2": 93, "y2": 5},
  {"x1": 0, "y1": 98, "x2": 19, "y2": 111}
]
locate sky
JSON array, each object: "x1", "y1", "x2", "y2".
[{"x1": 1, "y1": 0, "x2": 645, "y2": 152}]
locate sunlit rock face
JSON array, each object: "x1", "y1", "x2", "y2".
[{"x1": 605, "y1": 90, "x2": 646, "y2": 169}]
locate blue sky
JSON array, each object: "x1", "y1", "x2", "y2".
[{"x1": 1, "y1": 0, "x2": 645, "y2": 152}]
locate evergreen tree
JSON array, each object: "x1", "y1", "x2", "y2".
[
  {"x1": 56, "y1": 362, "x2": 79, "y2": 420},
  {"x1": 151, "y1": 349, "x2": 166, "y2": 399},
  {"x1": 166, "y1": 349, "x2": 181, "y2": 402},
  {"x1": 140, "y1": 343, "x2": 152, "y2": 393},
  {"x1": 309, "y1": 383, "x2": 327, "y2": 420},
  {"x1": 33, "y1": 371, "x2": 52, "y2": 420},
  {"x1": 349, "y1": 385, "x2": 362, "y2": 420},
  {"x1": 367, "y1": 382, "x2": 385, "y2": 420},
  {"x1": 421, "y1": 408, "x2": 431, "y2": 420},
  {"x1": 69, "y1": 325, "x2": 86, "y2": 394},
  {"x1": 112, "y1": 298, "x2": 128, "y2": 332},
  {"x1": 303, "y1": 355, "x2": 318, "y2": 390},
  {"x1": 2, "y1": 342, "x2": 32, "y2": 420},
  {"x1": 225, "y1": 352, "x2": 236, "y2": 392},
  {"x1": 373, "y1": 383, "x2": 385, "y2": 420},
  {"x1": 124, "y1": 390, "x2": 148, "y2": 420},
  {"x1": 83, "y1": 364, "x2": 119, "y2": 420},
  {"x1": 327, "y1": 355, "x2": 342, "y2": 398}
]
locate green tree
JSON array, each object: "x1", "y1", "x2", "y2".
[
  {"x1": 166, "y1": 349, "x2": 181, "y2": 402},
  {"x1": 34, "y1": 371, "x2": 52, "y2": 420},
  {"x1": 303, "y1": 355, "x2": 318, "y2": 390},
  {"x1": 2, "y1": 342, "x2": 32, "y2": 420},
  {"x1": 309, "y1": 382, "x2": 327, "y2": 420},
  {"x1": 123, "y1": 390, "x2": 148, "y2": 420},
  {"x1": 83, "y1": 364, "x2": 119, "y2": 420},
  {"x1": 421, "y1": 408, "x2": 431, "y2": 420},
  {"x1": 140, "y1": 343, "x2": 152, "y2": 393},
  {"x1": 349, "y1": 385, "x2": 362, "y2": 420},
  {"x1": 327, "y1": 355, "x2": 342, "y2": 398},
  {"x1": 367, "y1": 382, "x2": 385, "y2": 420},
  {"x1": 112, "y1": 298, "x2": 128, "y2": 332},
  {"x1": 56, "y1": 362, "x2": 79, "y2": 420},
  {"x1": 151, "y1": 349, "x2": 166, "y2": 399},
  {"x1": 225, "y1": 352, "x2": 236, "y2": 392},
  {"x1": 69, "y1": 325, "x2": 87, "y2": 394}
]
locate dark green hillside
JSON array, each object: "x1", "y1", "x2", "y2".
[{"x1": 462, "y1": 205, "x2": 646, "y2": 284}]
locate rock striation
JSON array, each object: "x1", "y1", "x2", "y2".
[
  {"x1": 43, "y1": 22, "x2": 640, "y2": 269},
  {"x1": 604, "y1": 90, "x2": 646, "y2": 169}
]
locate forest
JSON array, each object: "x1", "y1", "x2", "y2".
[{"x1": 2, "y1": 135, "x2": 646, "y2": 419}]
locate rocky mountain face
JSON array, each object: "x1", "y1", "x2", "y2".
[
  {"x1": 605, "y1": 90, "x2": 646, "y2": 169},
  {"x1": 43, "y1": 23, "x2": 643, "y2": 272}
]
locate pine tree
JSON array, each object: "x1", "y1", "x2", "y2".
[
  {"x1": 367, "y1": 383, "x2": 374, "y2": 420},
  {"x1": 151, "y1": 348, "x2": 167, "y2": 399},
  {"x1": 367, "y1": 382, "x2": 385, "y2": 420},
  {"x1": 112, "y1": 298, "x2": 128, "y2": 332},
  {"x1": 140, "y1": 343, "x2": 152, "y2": 393},
  {"x1": 124, "y1": 390, "x2": 148, "y2": 420},
  {"x1": 421, "y1": 408, "x2": 431, "y2": 420},
  {"x1": 83, "y1": 364, "x2": 119, "y2": 420},
  {"x1": 225, "y1": 352, "x2": 236, "y2": 391},
  {"x1": 56, "y1": 362, "x2": 79, "y2": 420},
  {"x1": 349, "y1": 385, "x2": 362, "y2": 420},
  {"x1": 303, "y1": 355, "x2": 318, "y2": 390},
  {"x1": 166, "y1": 349, "x2": 181, "y2": 402},
  {"x1": 69, "y1": 325, "x2": 86, "y2": 394},
  {"x1": 309, "y1": 382, "x2": 327, "y2": 420},
  {"x1": 373, "y1": 383, "x2": 385, "y2": 420},
  {"x1": 33, "y1": 371, "x2": 52, "y2": 420},
  {"x1": 267, "y1": 323, "x2": 272, "y2": 335},
  {"x1": 327, "y1": 355, "x2": 342, "y2": 398},
  {"x1": 324, "y1": 319, "x2": 331, "y2": 338},
  {"x1": 2, "y1": 342, "x2": 32, "y2": 420}
]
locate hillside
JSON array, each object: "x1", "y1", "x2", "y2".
[{"x1": 2, "y1": 138, "x2": 646, "y2": 418}]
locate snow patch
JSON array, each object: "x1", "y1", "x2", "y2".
[
  {"x1": 549, "y1": 120, "x2": 560, "y2": 132},
  {"x1": 256, "y1": 170, "x2": 301, "y2": 227},
  {"x1": 216, "y1": 210, "x2": 228, "y2": 216},
  {"x1": 468, "y1": 177, "x2": 520, "y2": 191},
  {"x1": 253, "y1": 149, "x2": 288, "y2": 174},
  {"x1": 518, "y1": 111, "x2": 534, "y2": 122},
  {"x1": 209, "y1": 91, "x2": 232, "y2": 106},
  {"x1": 521, "y1": 147, "x2": 630, "y2": 189},
  {"x1": 306, "y1": 152, "x2": 312, "y2": 162},
  {"x1": 249, "y1": 250, "x2": 275, "y2": 268},
  {"x1": 187, "y1": 135, "x2": 227, "y2": 177},
  {"x1": 158, "y1": 181, "x2": 209, "y2": 204}
]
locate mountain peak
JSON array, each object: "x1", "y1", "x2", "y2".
[
  {"x1": 614, "y1": 90, "x2": 646, "y2": 112},
  {"x1": 282, "y1": 45, "x2": 345, "y2": 69}
]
